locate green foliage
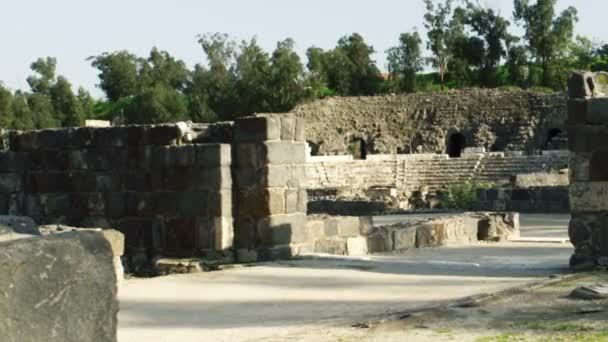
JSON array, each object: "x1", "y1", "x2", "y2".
[
  {"x1": 387, "y1": 31, "x2": 424, "y2": 92},
  {"x1": 443, "y1": 181, "x2": 493, "y2": 210},
  {"x1": 0, "y1": 0, "x2": 599, "y2": 128},
  {"x1": 514, "y1": 0, "x2": 579, "y2": 87}
]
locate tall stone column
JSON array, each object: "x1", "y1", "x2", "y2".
[
  {"x1": 567, "y1": 71, "x2": 608, "y2": 270},
  {"x1": 233, "y1": 115, "x2": 308, "y2": 261}
]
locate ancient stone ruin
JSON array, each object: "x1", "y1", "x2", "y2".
[{"x1": 568, "y1": 71, "x2": 608, "y2": 270}]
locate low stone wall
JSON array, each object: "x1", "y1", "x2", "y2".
[
  {"x1": 0, "y1": 217, "x2": 123, "y2": 342},
  {"x1": 475, "y1": 187, "x2": 569, "y2": 213},
  {"x1": 306, "y1": 212, "x2": 519, "y2": 256},
  {"x1": 511, "y1": 172, "x2": 569, "y2": 188}
]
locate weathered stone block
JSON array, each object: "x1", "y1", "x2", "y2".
[
  {"x1": 359, "y1": 216, "x2": 374, "y2": 235},
  {"x1": 337, "y1": 216, "x2": 361, "y2": 237},
  {"x1": 568, "y1": 99, "x2": 588, "y2": 125},
  {"x1": 96, "y1": 173, "x2": 121, "y2": 192},
  {"x1": 148, "y1": 124, "x2": 181, "y2": 145},
  {"x1": 280, "y1": 117, "x2": 295, "y2": 141},
  {"x1": 195, "y1": 143, "x2": 231, "y2": 167},
  {"x1": 0, "y1": 215, "x2": 39, "y2": 237},
  {"x1": 234, "y1": 143, "x2": 265, "y2": 169},
  {"x1": 347, "y1": 236, "x2": 368, "y2": 256},
  {"x1": 0, "y1": 173, "x2": 21, "y2": 193},
  {"x1": 234, "y1": 116, "x2": 281, "y2": 142},
  {"x1": 392, "y1": 227, "x2": 416, "y2": 250},
  {"x1": 590, "y1": 150, "x2": 608, "y2": 181},
  {"x1": 366, "y1": 230, "x2": 392, "y2": 253},
  {"x1": 0, "y1": 152, "x2": 26, "y2": 172},
  {"x1": 177, "y1": 191, "x2": 208, "y2": 216},
  {"x1": 315, "y1": 239, "x2": 347, "y2": 255},
  {"x1": 0, "y1": 232, "x2": 119, "y2": 342},
  {"x1": 294, "y1": 117, "x2": 306, "y2": 141},
  {"x1": 306, "y1": 219, "x2": 325, "y2": 239},
  {"x1": 213, "y1": 216, "x2": 234, "y2": 251},
  {"x1": 570, "y1": 182, "x2": 608, "y2": 212},
  {"x1": 105, "y1": 193, "x2": 126, "y2": 218},
  {"x1": 568, "y1": 125, "x2": 608, "y2": 153},
  {"x1": 170, "y1": 145, "x2": 196, "y2": 167},
  {"x1": 208, "y1": 190, "x2": 232, "y2": 217},
  {"x1": 233, "y1": 217, "x2": 256, "y2": 249},
  {"x1": 257, "y1": 213, "x2": 308, "y2": 245},
  {"x1": 568, "y1": 71, "x2": 596, "y2": 99},
  {"x1": 285, "y1": 189, "x2": 298, "y2": 213},
  {"x1": 297, "y1": 188, "x2": 307, "y2": 213},
  {"x1": 164, "y1": 216, "x2": 200, "y2": 257},
  {"x1": 266, "y1": 165, "x2": 291, "y2": 187},
  {"x1": 93, "y1": 127, "x2": 128, "y2": 147},
  {"x1": 265, "y1": 142, "x2": 306, "y2": 165}
]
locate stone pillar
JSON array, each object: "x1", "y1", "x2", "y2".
[
  {"x1": 567, "y1": 71, "x2": 608, "y2": 270},
  {"x1": 233, "y1": 115, "x2": 308, "y2": 261}
]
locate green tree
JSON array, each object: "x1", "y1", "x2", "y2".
[
  {"x1": 466, "y1": 2, "x2": 515, "y2": 86},
  {"x1": 336, "y1": 33, "x2": 382, "y2": 95},
  {"x1": 195, "y1": 33, "x2": 237, "y2": 120},
  {"x1": 304, "y1": 47, "x2": 332, "y2": 98},
  {"x1": 424, "y1": 0, "x2": 454, "y2": 89},
  {"x1": 268, "y1": 38, "x2": 305, "y2": 112},
  {"x1": 141, "y1": 48, "x2": 189, "y2": 90},
  {"x1": 125, "y1": 85, "x2": 188, "y2": 124},
  {"x1": 50, "y1": 76, "x2": 82, "y2": 126},
  {"x1": 234, "y1": 38, "x2": 271, "y2": 115},
  {"x1": 89, "y1": 51, "x2": 142, "y2": 101},
  {"x1": 387, "y1": 31, "x2": 424, "y2": 92},
  {"x1": 26, "y1": 57, "x2": 57, "y2": 95},
  {"x1": 507, "y1": 45, "x2": 529, "y2": 87},
  {"x1": 513, "y1": 0, "x2": 578, "y2": 87},
  {"x1": 11, "y1": 92, "x2": 35, "y2": 130},
  {"x1": 0, "y1": 84, "x2": 13, "y2": 128}
]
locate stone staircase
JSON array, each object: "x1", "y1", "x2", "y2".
[
  {"x1": 473, "y1": 154, "x2": 569, "y2": 184},
  {"x1": 306, "y1": 152, "x2": 570, "y2": 193}
]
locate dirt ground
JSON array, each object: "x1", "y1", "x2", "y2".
[{"x1": 259, "y1": 272, "x2": 608, "y2": 342}]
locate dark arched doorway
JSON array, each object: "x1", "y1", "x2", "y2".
[
  {"x1": 546, "y1": 128, "x2": 566, "y2": 150},
  {"x1": 447, "y1": 133, "x2": 466, "y2": 158},
  {"x1": 349, "y1": 138, "x2": 367, "y2": 160}
]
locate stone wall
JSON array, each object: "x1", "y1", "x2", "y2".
[
  {"x1": 291, "y1": 89, "x2": 566, "y2": 155},
  {"x1": 233, "y1": 116, "x2": 308, "y2": 261},
  {"x1": 306, "y1": 212, "x2": 520, "y2": 256},
  {"x1": 475, "y1": 187, "x2": 569, "y2": 213},
  {"x1": 567, "y1": 72, "x2": 608, "y2": 270},
  {"x1": 1, "y1": 124, "x2": 233, "y2": 262}
]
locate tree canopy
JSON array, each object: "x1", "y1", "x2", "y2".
[{"x1": 0, "y1": 0, "x2": 603, "y2": 129}]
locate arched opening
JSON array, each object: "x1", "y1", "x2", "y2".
[
  {"x1": 590, "y1": 150, "x2": 608, "y2": 181},
  {"x1": 546, "y1": 128, "x2": 566, "y2": 150},
  {"x1": 348, "y1": 138, "x2": 367, "y2": 160},
  {"x1": 307, "y1": 140, "x2": 320, "y2": 156},
  {"x1": 447, "y1": 133, "x2": 466, "y2": 158}
]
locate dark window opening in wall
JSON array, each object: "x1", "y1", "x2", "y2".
[
  {"x1": 546, "y1": 128, "x2": 564, "y2": 149},
  {"x1": 589, "y1": 150, "x2": 608, "y2": 181},
  {"x1": 307, "y1": 141, "x2": 320, "y2": 156},
  {"x1": 349, "y1": 138, "x2": 367, "y2": 160},
  {"x1": 448, "y1": 133, "x2": 466, "y2": 158}
]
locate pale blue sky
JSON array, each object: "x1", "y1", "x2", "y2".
[{"x1": 1, "y1": 0, "x2": 604, "y2": 97}]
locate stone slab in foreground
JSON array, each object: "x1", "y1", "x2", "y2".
[{"x1": 0, "y1": 231, "x2": 119, "y2": 342}]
